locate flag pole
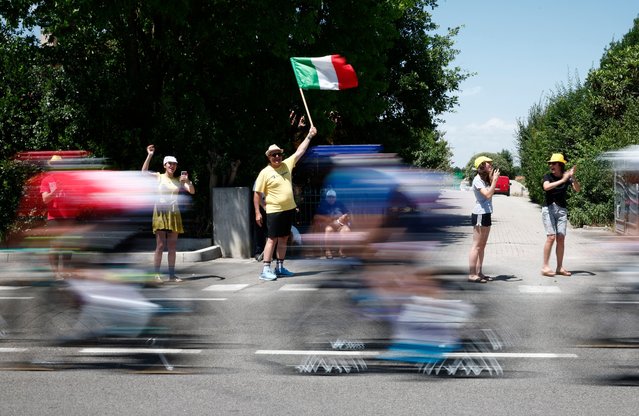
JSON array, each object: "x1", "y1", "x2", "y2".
[{"x1": 298, "y1": 88, "x2": 314, "y2": 127}]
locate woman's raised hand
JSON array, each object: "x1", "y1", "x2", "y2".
[{"x1": 492, "y1": 168, "x2": 500, "y2": 183}]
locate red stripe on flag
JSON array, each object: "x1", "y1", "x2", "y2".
[{"x1": 331, "y1": 55, "x2": 358, "y2": 90}]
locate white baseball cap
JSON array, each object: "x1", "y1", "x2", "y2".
[
  {"x1": 326, "y1": 189, "x2": 337, "y2": 198},
  {"x1": 163, "y1": 156, "x2": 178, "y2": 165}
]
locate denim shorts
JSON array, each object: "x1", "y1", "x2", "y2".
[{"x1": 541, "y1": 203, "x2": 567, "y2": 235}]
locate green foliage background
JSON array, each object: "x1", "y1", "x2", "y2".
[
  {"x1": 0, "y1": 0, "x2": 470, "y2": 241},
  {"x1": 517, "y1": 17, "x2": 639, "y2": 227},
  {"x1": 462, "y1": 150, "x2": 516, "y2": 181}
]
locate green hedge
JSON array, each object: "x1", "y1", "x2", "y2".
[{"x1": 517, "y1": 18, "x2": 639, "y2": 228}]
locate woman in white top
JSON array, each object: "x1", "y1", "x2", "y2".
[{"x1": 468, "y1": 156, "x2": 500, "y2": 283}]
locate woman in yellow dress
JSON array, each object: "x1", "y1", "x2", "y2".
[{"x1": 142, "y1": 145, "x2": 195, "y2": 282}]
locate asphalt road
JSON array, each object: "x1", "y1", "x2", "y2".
[{"x1": 0, "y1": 190, "x2": 637, "y2": 416}]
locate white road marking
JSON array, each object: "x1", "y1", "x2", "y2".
[
  {"x1": 0, "y1": 348, "x2": 28, "y2": 353},
  {"x1": 279, "y1": 284, "x2": 318, "y2": 291},
  {"x1": 256, "y1": 350, "x2": 379, "y2": 357},
  {"x1": 255, "y1": 350, "x2": 578, "y2": 359},
  {"x1": 148, "y1": 297, "x2": 227, "y2": 301},
  {"x1": 203, "y1": 284, "x2": 249, "y2": 292},
  {"x1": 445, "y1": 352, "x2": 577, "y2": 358},
  {"x1": 0, "y1": 286, "x2": 25, "y2": 291},
  {"x1": 79, "y1": 348, "x2": 202, "y2": 355},
  {"x1": 0, "y1": 297, "x2": 34, "y2": 300},
  {"x1": 518, "y1": 285, "x2": 562, "y2": 293}
]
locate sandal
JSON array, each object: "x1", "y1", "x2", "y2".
[
  {"x1": 556, "y1": 269, "x2": 572, "y2": 276},
  {"x1": 541, "y1": 270, "x2": 555, "y2": 277},
  {"x1": 468, "y1": 275, "x2": 487, "y2": 283},
  {"x1": 479, "y1": 273, "x2": 494, "y2": 281}
]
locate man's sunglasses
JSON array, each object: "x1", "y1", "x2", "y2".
[{"x1": 270, "y1": 153, "x2": 283, "y2": 158}]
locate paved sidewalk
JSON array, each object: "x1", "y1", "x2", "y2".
[
  {"x1": 432, "y1": 189, "x2": 613, "y2": 282},
  {"x1": 183, "y1": 189, "x2": 614, "y2": 285},
  {"x1": 0, "y1": 189, "x2": 615, "y2": 285}
]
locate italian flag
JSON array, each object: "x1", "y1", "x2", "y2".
[{"x1": 290, "y1": 55, "x2": 358, "y2": 90}]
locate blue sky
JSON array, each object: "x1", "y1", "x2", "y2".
[{"x1": 433, "y1": 0, "x2": 639, "y2": 167}]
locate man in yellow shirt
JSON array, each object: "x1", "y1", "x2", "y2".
[{"x1": 254, "y1": 125, "x2": 317, "y2": 280}]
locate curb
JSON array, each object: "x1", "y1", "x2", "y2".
[
  {"x1": 0, "y1": 245, "x2": 223, "y2": 264},
  {"x1": 122, "y1": 245, "x2": 223, "y2": 263}
]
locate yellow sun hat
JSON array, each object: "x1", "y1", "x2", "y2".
[
  {"x1": 547, "y1": 153, "x2": 567, "y2": 164},
  {"x1": 474, "y1": 155, "x2": 493, "y2": 169}
]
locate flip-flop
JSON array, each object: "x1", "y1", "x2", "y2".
[
  {"x1": 556, "y1": 269, "x2": 572, "y2": 276},
  {"x1": 468, "y1": 276, "x2": 487, "y2": 283},
  {"x1": 479, "y1": 274, "x2": 494, "y2": 281},
  {"x1": 541, "y1": 270, "x2": 555, "y2": 277}
]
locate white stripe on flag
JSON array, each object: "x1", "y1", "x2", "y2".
[{"x1": 310, "y1": 56, "x2": 339, "y2": 90}]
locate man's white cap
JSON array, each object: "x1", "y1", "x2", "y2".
[
  {"x1": 163, "y1": 156, "x2": 178, "y2": 165},
  {"x1": 326, "y1": 189, "x2": 337, "y2": 198}
]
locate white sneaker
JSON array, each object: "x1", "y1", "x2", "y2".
[{"x1": 259, "y1": 269, "x2": 277, "y2": 281}]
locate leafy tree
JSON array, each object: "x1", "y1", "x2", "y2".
[
  {"x1": 410, "y1": 129, "x2": 453, "y2": 170},
  {"x1": 0, "y1": 0, "x2": 470, "y2": 239},
  {"x1": 588, "y1": 42, "x2": 639, "y2": 120},
  {"x1": 354, "y1": 2, "x2": 470, "y2": 167},
  {"x1": 462, "y1": 151, "x2": 514, "y2": 181}
]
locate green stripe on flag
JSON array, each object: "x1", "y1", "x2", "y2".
[{"x1": 290, "y1": 57, "x2": 321, "y2": 90}]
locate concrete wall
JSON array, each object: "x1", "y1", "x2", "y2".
[{"x1": 212, "y1": 187, "x2": 251, "y2": 258}]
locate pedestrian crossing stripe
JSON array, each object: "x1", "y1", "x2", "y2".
[
  {"x1": 203, "y1": 284, "x2": 249, "y2": 292},
  {"x1": 202, "y1": 283, "x2": 319, "y2": 292},
  {"x1": 518, "y1": 285, "x2": 562, "y2": 293},
  {"x1": 279, "y1": 284, "x2": 318, "y2": 291}
]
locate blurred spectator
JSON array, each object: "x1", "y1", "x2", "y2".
[
  {"x1": 314, "y1": 189, "x2": 352, "y2": 258},
  {"x1": 39, "y1": 155, "x2": 74, "y2": 280}
]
